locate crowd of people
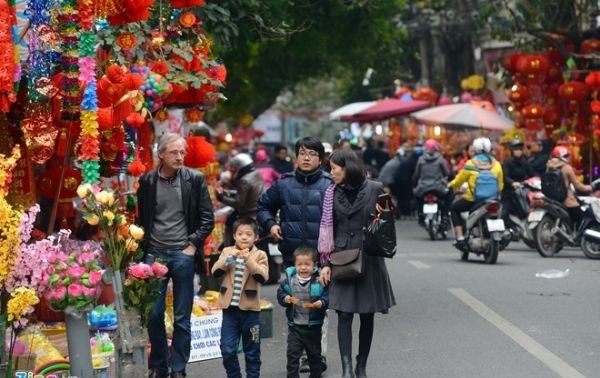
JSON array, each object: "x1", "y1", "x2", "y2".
[{"x1": 141, "y1": 131, "x2": 590, "y2": 378}]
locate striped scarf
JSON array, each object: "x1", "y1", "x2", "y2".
[{"x1": 318, "y1": 184, "x2": 336, "y2": 265}]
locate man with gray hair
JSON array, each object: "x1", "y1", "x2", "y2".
[{"x1": 137, "y1": 132, "x2": 215, "y2": 378}]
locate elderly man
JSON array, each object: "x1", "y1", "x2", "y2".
[{"x1": 137, "y1": 133, "x2": 215, "y2": 378}]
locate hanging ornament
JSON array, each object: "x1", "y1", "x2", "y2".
[
  {"x1": 116, "y1": 32, "x2": 138, "y2": 50},
  {"x1": 185, "y1": 108, "x2": 204, "y2": 123},
  {"x1": 179, "y1": 12, "x2": 197, "y2": 28}
]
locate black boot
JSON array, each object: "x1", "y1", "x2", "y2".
[
  {"x1": 341, "y1": 356, "x2": 354, "y2": 378},
  {"x1": 355, "y1": 355, "x2": 367, "y2": 378}
]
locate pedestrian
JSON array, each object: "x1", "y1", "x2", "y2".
[
  {"x1": 217, "y1": 153, "x2": 266, "y2": 246},
  {"x1": 318, "y1": 149, "x2": 396, "y2": 378},
  {"x1": 257, "y1": 136, "x2": 332, "y2": 372},
  {"x1": 137, "y1": 132, "x2": 215, "y2": 378},
  {"x1": 396, "y1": 144, "x2": 422, "y2": 218},
  {"x1": 277, "y1": 246, "x2": 329, "y2": 378},
  {"x1": 271, "y1": 144, "x2": 294, "y2": 174},
  {"x1": 528, "y1": 139, "x2": 551, "y2": 177},
  {"x1": 212, "y1": 217, "x2": 269, "y2": 378},
  {"x1": 255, "y1": 148, "x2": 281, "y2": 188}
]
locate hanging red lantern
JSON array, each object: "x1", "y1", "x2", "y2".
[
  {"x1": 521, "y1": 103, "x2": 543, "y2": 119},
  {"x1": 524, "y1": 119, "x2": 543, "y2": 131},
  {"x1": 502, "y1": 53, "x2": 523, "y2": 73},
  {"x1": 581, "y1": 38, "x2": 600, "y2": 54},
  {"x1": 516, "y1": 55, "x2": 550, "y2": 77},
  {"x1": 544, "y1": 49, "x2": 566, "y2": 67},
  {"x1": 585, "y1": 71, "x2": 600, "y2": 88},
  {"x1": 558, "y1": 81, "x2": 590, "y2": 102},
  {"x1": 546, "y1": 66, "x2": 563, "y2": 83},
  {"x1": 592, "y1": 100, "x2": 600, "y2": 114},
  {"x1": 126, "y1": 112, "x2": 145, "y2": 129},
  {"x1": 508, "y1": 85, "x2": 529, "y2": 103},
  {"x1": 543, "y1": 103, "x2": 561, "y2": 125},
  {"x1": 184, "y1": 136, "x2": 216, "y2": 168}
]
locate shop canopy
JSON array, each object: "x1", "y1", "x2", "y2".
[
  {"x1": 329, "y1": 101, "x2": 376, "y2": 120},
  {"x1": 340, "y1": 99, "x2": 430, "y2": 122},
  {"x1": 411, "y1": 102, "x2": 513, "y2": 130}
]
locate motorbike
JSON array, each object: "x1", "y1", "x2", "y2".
[
  {"x1": 422, "y1": 193, "x2": 449, "y2": 240},
  {"x1": 458, "y1": 200, "x2": 505, "y2": 264},
  {"x1": 528, "y1": 179, "x2": 600, "y2": 258},
  {"x1": 507, "y1": 176, "x2": 542, "y2": 249}
]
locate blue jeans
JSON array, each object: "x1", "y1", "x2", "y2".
[
  {"x1": 221, "y1": 307, "x2": 261, "y2": 378},
  {"x1": 146, "y1": 249, "x2": 195, "y2": 375}
]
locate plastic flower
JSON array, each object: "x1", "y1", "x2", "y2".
[
  {"x1": 128, "y1": 224, "x2": 144, "y2": 240},
  {"x1": 151, "y1": 262, "x2": 168, "y2": 278},
  {"x1": 88, "y1": 270, "x2": 104, "y2": 285},
  {"x1": 102, "y1": 210, "x2": 115, "y2": 225},
  {"x1": 125, "y1": 239, "x2": 139, "y2": 252},
  {"x1": 77, "y1": 183, "x2": 93, "y2": 199},
  {"x1": 67, "y1": 283, "x2": 84, "y2": 297},
  {"x1": 86, "y1": 214, "x2": 99, "y2": 225},
  {"x1": 7, "y1": 287, "x2": 39, "y2": 325},
  {"x1": 67, "y1": 266, "x2": 87, "y2": 278},
  {"x1": 128, "y1": 263, "x2": 153, "y2": 280}
]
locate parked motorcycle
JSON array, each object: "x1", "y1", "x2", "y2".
[
  {"x1": 529, "y1": 179, "x2": 600, "y2": 258},
  {"x1": 458, "y1": 200, "x2": 505, "y2": 264},
  {"x1": 582, "y1": 200, "x2": 600, "y2": 259},
  {"x1": 422, "y1": 193, "x2": 449, "y2": 240},
  {"x1": 507, "y1": 176, "x2": 541, "y2": 249}
]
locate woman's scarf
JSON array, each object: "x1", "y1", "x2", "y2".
[{"x1": 318, "y1": 184, "x2": 336, "y2": 265}]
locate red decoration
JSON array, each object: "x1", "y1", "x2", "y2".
[
  {"x1": 171, "y1": 0, "x2": 205, "y2": 8},
  {"x1": 185, "y1": 108, "x2": 204, "y2": 123},
  {"x1": 543, "y1": 103, "x2": 561, "y2": 125},
  {"x1": 127, "y1": 157, "x2": 146, "y2": 176},
  {"x1": 412, "y1": 87, "x2": 439, "y2": 105},
  {"x1": 581, "y1": 38, "x2": 600, "y2": 54},
  {"x1": 585, "y1": 71, "x2": 600, "y2": 88},
  {"x1": 516, "y1": 55, "x2": 550, "y2": 77},
  {"x1": 115, "y1": 32, "x2": 137, "y2": 50},
  {"x1": 0, "y1": 0, "x2": 16, "y2": 112},
  {"x1": 122, "y1": 73, "x2": 144, "y2": 91},
  {"x1": 38, "y1": 168, "x2": 81, "y2": 199},
  {"x1": 558, "y1": 81, "x2": 590, "y2": 102},
  {"x1": 184, "y1": 136, "x2": 216, "y2": 168},
  {"x1": 521, "y1": 103, "x2": 543, "y2": 119},
  {"x1": 544, "y1": 49, "x2": 566, "y2": 66},
  {"x1": 591, "y1": 100, "x2": 600, "y2": 114},
  {"x1": 126, "y1": 113, "x2": 145, "y2": 128},
  {"x1": 179, "y1": 12, "x2": 196, "y2": 28},
  {"x1": 150, "y1": 61, "x2": 169, "y2": 76},
  {"x1": 502, "y1": 53, "x2": 523, "y2": 73},
  {"x1": 106, "y1": 65, "x2": 124, "y2": 83},
  {"x1": 155, "y1": 109, "x2": 169, "y2": 122},
  {"x1": 108, "y1": 0, "x2": 153, "y2": 26},
  {"x1": 508, "y1": 85, "x2": 529, "y2": 103}
]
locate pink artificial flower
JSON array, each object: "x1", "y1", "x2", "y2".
[
  {"x1": 51, "y1": 286, "x2": 67, "y2": 301},
  {"x1": 88, "y1": 270, "x2": 104, "y2": 285},
  {"x1": 67, "y1": 265, "x2": 87, "y2": 279},
  {"x1": 67, "y1": 284, "x2": 84, "y2": 298},
  {"x1": 82, "y1": 286, "x2": 97, "y2": 299},
  {"x1": 78, "y1": 252, "x2": 96, "y2": 265},
  {"x1": 128, "y1": 263, "x2": 153, "y2": 280},
  {"x1": 151, "y1": 262, "x2": 169, "y2": 278}
]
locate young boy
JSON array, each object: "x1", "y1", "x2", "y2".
[
  {"x1": 277, "y1": 246, "x2": 328, "y2": 378},
  {"x1": 212, "y1": 217, "x2": 269, "y2": 378}
]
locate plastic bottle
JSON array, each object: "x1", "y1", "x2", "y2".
[{"x1": 535, "y1": 268, "x2": 570, "y2": 279}]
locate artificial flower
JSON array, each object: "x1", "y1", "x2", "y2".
[
  {"x1": 7, "y1": 287, "x2": 39, "y2": 325},
  {"x1": 88, "y1": 270, "x2": 104, "y2": 285},
  {"x1": 125, "y1": 239, "x2": 138, "y2": 252},
  {"x1": 67, "y1": 283, "x2": 84, "y2": 297},
  {"x1": 151, "y1": 262, "x2": 168, "y2": 278},
  {"x1": 103, "y1": 210, "x2": 115, "y2": 225},
  {"x1": 86, "y1": 214, "x2": 99, "y2": 225},
  {"x1": 128, "y1": 224, "x2": 144, "y2": 240},
  {"x1": 77, "y1": 183, "x2": 92, "y2": 199}
]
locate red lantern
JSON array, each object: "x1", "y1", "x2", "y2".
[
  {"x1": 591, "y1": 100, "x2": 600, "y2": 114},
  {"x1": 184, "y1": 136, "x2": 216, "y2": 168},
  {"x1": 585, "y1": 71, "x2": 600, "y2": 88},
  {"x1": 546, "y1": 66, "x2": 563, "y2": 83},
  {"x1": 524, "y1": 119, "x2": 543, "y2": 131},
  {"x1": 413, "y1": 86, "x2": 439, "y2": 105},
  {"x1": 508, "y1": 85, "x2": 529, "y2": 103},
  {"x1": 559, "y1": 81, "x2": 590, "y2": 102},
  {"x1": 502, "y1": 53, "x2": 523, "y2": 73},
  {"x1": 544, "y1": 49, "x2": 566, "y2": 66},
  {"x1": 543, "y1": 103, "x2": 561, "y2": 125},
  {"x1": 126, "y1": 113, "x2": 145, "y2": 129},
  {"x1": 522, "y1": 103, "x2": 543, "y2": 119},
  {"x1": 581, "y1": 38, "x2": 600, "y2": 54},
  {"x1": 516, "y1": 55, "x2": 550, "y2": 77}
]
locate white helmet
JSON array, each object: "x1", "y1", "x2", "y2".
[
  {"x1": 472, "y1": 137, "x2": 492, "y2": 154},
  {"x1": 228, "y1": 153, "x2": 254, "y2": 171}
]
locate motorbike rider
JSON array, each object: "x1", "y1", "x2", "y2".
[
  {"x1": 217, "y1": 153, "x2": 266, "y2": 246},
  {"x1": 413, "y1": 139, "x2": 452, "y2": 226},
  {"x1": 502, "y1": 139, "x2": 535, "y2": 227},
  {"x1": 545, "y1": 146, "x2": 592, "y2": 228},
  {"x1": 448, "y1": 137, "x2": 504, "y2": 251}
]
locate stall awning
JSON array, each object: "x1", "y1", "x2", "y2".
[{"x1": 341, "y1": 99, "x2": 430, "y2": 122}]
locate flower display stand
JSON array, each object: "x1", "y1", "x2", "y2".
[
  {"x1": 112, "y1": 270, "x2": 148, "y2": 378},
  {"x1": 65, "y1": 312, "x2": 94, "y2": 377}
]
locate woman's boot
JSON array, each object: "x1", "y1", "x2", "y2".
[
  {"x1": 341, "y1": 356, "x2": 355, "y2": 378},
  {"x1": 355, "y1": 355, "x2": 367, "y2": 378}
]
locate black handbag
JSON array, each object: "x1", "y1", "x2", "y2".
[
  {"x1": 330, "y1": 248, "x2": 365, "y2": 280},
  {"x1": 365, "y1": 210, "x2": 397, "y2": 258}
]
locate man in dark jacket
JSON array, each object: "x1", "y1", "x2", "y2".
[
  {"x1": 502, "y1": 139, "x2": 535, "y2": 225},
  {"x1": 257, "y1": 136, "x2": 331, "y2": 372},
  {"x1": 413, "y1": 139, "x2": 451, "y2": 225},
  {"x1": 137, "y1": 133, "x2": 214, "y2": 378},
  {"x1": 270, "y1": 144, "x2": 294, "y2": 174},
  {"x1": 528, "y1": 139, "x2": 551, "y2": 177}
]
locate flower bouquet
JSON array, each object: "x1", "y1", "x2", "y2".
[
  {"x1": 123, "y1": 262, "x2": 168, "y2": 327},
  {"x1": 77, "y1": 184, "x2": 144, "y2": 271},
  {"x1": 42, "y1": 238, "x2": 105, "y2": 316}
]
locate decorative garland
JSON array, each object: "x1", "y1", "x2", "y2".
[
  {"x1": 77, "y1": 0, "x2": 99, "y2": 184},
  {"x1": 58, "y1": 0, "x2": 81, "y2": 121},
  {"x1": 0, "y1": 0, "x2": 17, "y2": 112}
]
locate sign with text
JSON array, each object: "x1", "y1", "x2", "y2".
[{"x1": 189, "y1": 312, "x2": 223, "y2": 362}]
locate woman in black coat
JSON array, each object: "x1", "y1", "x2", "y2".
[{"x1": 319, "y1": 149, "x2": 396, "y2": 378}]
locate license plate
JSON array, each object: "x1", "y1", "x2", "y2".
[
  {"x1": 486, "y1": 219, "x2": 505, "y2": 232},
  {"x1": 423, "y1": 203, "x2": 438, "y2": 214},
  {"x1": 527, "y1": 211, "x2": 544, "y2": 222}
]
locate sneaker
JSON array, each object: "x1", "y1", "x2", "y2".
[
  {"x1": 299, "y1": 357, "x2": 310, "y2": 373},
  {"x1": 453, "y1": 239, "x2": 467, "y2": 252},
  {"x1": 321, "y1": 356, "x2": 327, "y2": 372}
]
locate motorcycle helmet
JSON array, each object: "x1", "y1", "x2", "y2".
[
  {"x1": 228, "y1": 153, "x2": 254, "y2": 171},
  {"x1": 424, "y1": 139, "x2": 440, "y2": 152},
  {"x1": 472, "y1": 137, "x2": 492, "y2": 154},
  {"x1": 508, "y1": 139, "x2": 524, "y2": 150},
  {"x1": 552, "y1": 145, "x2": 569, "y2": 161}
]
